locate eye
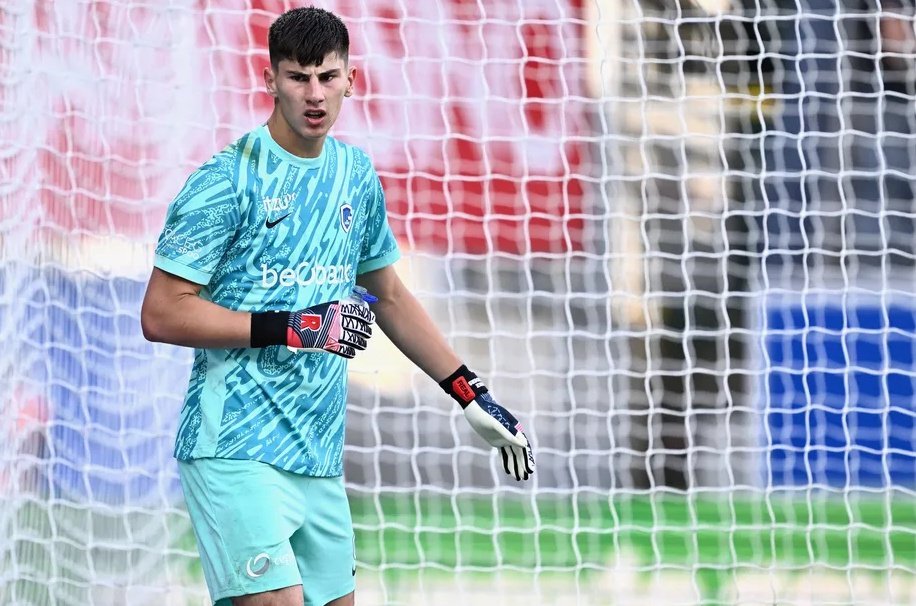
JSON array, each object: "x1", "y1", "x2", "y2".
[{"x1": 320, "y1": 74, "x2": 336, "y2": 82}]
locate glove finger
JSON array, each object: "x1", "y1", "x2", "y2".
[
  {"x1": 522, "y1": 448, "x2": 535, "y2": 475},
  {"x1": 341, "y1": 303, "x2": 376, "y2": 325},
  {"x1": 505, "y1": 447, "x2": 522, "y2": 481},
  {"x1": 514, "y1": 446, "x2": 532, "y2": 480},
  {"x1": 500, "y1": 447, "x2": 511, "y2": 477},
  {"x1": 330, "y1": 344, "x2": 356, "y2": 359},
  {"x1": 342, "y1": 316, "x2": 372, "y2": 338},
  {"x1": 339, "y1": 331, "x2": 367, "y2": 350},
  {"x1": 520, "y1": 434, "x2": 535, "y2": 474}
]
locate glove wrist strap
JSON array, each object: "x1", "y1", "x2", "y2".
[
  {"x1": 439, "y1": 364, "x2": 487, "y2": 409},
  {"x1": 250, "y1": 311, "x2": 291, "y2": 348}
]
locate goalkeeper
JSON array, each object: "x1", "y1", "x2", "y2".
[{"x1": 140, "y1": 6, "x2": 533, "y2": 606}]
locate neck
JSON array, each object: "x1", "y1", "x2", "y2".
[{"x1": 266, "y1": 110, "x2": 324, "y2": 158}]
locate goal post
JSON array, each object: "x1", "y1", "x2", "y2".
[{"x1": 1, "y1": 1, "x2": 914, "y2": 605}]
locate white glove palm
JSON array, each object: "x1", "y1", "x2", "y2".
[
  {"x1": 440, "y1": 365, "x2": 535, "y2": 481},
  {"x1": 463, "y1": 392, "x2": 535, "y2": 481}
]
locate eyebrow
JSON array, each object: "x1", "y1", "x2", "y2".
[{"x1": 286, "y1": 68, "x2": 341, "y2": 77}]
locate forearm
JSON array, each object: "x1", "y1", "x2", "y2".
[
  {"x1": 359, "y1": 265, "x2": 534, "y2": 480},
  {"x1": 142, "y1": 268, "x2": 373, "y2": 356},
  {"x1": 371, "y1": 286, "x2": 461, "y2": 382},
  {"x1": 141, "y1": 289, "x2": 251, "y2": 349},
  {"x1": 375, "y1": 290, "x2": 536, "y2": 481}
]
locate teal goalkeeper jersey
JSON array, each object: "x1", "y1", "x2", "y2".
[{"x1": 154, "y1": 125, "x2": 400, "y2": 476}]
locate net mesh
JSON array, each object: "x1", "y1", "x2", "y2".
[{"x1": 1, "y1": 1, "x2": 914, "y2": 605}]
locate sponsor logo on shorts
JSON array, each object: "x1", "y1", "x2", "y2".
[
  {"x1": 245, "y1": 551, "x2": 295, "y2": 578},
  {"x1": 246, "y1": 553, "x2": 270, "y2": 578}
]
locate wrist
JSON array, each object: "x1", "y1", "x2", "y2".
[
  {"x1": 439, "y1": 364, "x2": 487, "y2": 409},
  {"x1": 250, "y1": 311, "x2": 291, "y2": 347}
]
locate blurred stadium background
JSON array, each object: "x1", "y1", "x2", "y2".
[{"x1": 1, "y1": 0, "x2": 915, "y2": 604}]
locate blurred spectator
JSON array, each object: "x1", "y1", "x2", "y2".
[
  {"x1": 601, "y1": 0, "x2": 914, "y2": 491},
  {"x1": 761, "y1": 0, "x2": 916, "y2": 273},
  {"x1": 759, "y1": 0, "x2": 845, "y2": 273},
  {"x1": 846, "y1": 0, "x2": 916, "y2": 267},
  {"x1": 617, "y1": 0, "x2": 916, "y2": 490},
  {"x1": 610, "y1": 0, "x2": 757, "y2": 490}
]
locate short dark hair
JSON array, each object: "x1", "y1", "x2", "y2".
[{"x1": 268, "y1": 7, "x2": 349, "y2": 68}]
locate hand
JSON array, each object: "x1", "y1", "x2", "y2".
[
  {"x1": 440, "y1": 365, "x2": 535, "y2": 481},
  {"x1": 463, "y1": 392, "x2": 535, "y2": 481},
  {"x1": 286, "y1": 299, "x2": 375, "y2": 359}
]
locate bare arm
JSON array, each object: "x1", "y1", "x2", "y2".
[
  {"x1": 140, "y1": 267, "x2": 251, "y2": 348},
  {"x1": 359, "y1": 263, "x2": 535, "y2": 480},
  {"x1": 356, "y1": 264, "x2": 460, "y2": 382}
]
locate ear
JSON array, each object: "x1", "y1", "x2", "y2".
[
  {"x1": 264, "y1": 65, "x2": 278, "y2": 97},
  {"x1": 344, "y1": 65, "x2": 357, "y2": 97}
]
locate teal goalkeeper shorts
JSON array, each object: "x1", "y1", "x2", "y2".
[{"x1": 178, "y1": 457, "x2": 356, "y2": 606}]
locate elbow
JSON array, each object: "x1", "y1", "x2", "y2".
[{"x1": 140, "y1": 304, "x2": 167, "y2": 343}]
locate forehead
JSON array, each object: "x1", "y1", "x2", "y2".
[{"x1": 277, "y1": 52, "x2": 347, "y2": 73}]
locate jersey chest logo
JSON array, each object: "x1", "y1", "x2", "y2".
[
  {"x1": 340, "y1": 204, "x2": 353, "y2": 233},
  {"x1": 265, "y1": 213, "x2": 290, "y2": 228},
  {"x1": 261, "y1": 193, "x2": 297, "y2": 229}
]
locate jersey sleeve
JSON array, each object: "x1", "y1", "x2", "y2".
[
  {"x1": 153, "y1": 168, "x2": 240, "y2": 285},
  {"x1": 357, "y1": 170, "x2": 401, "y2": 274}
]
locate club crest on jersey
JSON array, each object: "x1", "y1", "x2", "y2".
[{"x1": 340, "y1": 204, "x2": 353, "y2": 233}]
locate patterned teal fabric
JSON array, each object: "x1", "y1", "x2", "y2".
[{"x1": 154, "y1": 125, "x2": 400, "y2": 475}]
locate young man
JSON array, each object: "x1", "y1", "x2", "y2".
[{"x1": 140, "y1": 7, "x2": 534, "y2": 606}]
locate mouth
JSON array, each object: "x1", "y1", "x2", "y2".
[{"x1": 304, "y1": 110, "x2": 326, "y2": 126}]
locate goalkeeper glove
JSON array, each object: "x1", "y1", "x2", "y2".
[
  {"x1": 250, "y1": 294, "x2": 375, "y2": 359},
  {"x1": 440, "y1": 365, "x2": 535, "y2": 481}
]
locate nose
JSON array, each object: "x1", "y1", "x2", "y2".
[{"x1": 305, "y1": 78, "x2": 324, "y2": 105}]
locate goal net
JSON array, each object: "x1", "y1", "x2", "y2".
[{"x1": 2, "y1": 0, "x2": 914, "y2": 604}]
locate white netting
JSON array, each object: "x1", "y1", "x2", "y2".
[{"x1": 1, "y1": 1, "x2": 914, "y2": 605}]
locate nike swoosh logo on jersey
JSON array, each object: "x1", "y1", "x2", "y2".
[{"x1": 265, "y1": 213, "x2": 291, "y2": 228}]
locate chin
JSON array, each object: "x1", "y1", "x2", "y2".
[{"x1": 296, "y1": 128, "x2": 326, "y2": 140}]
